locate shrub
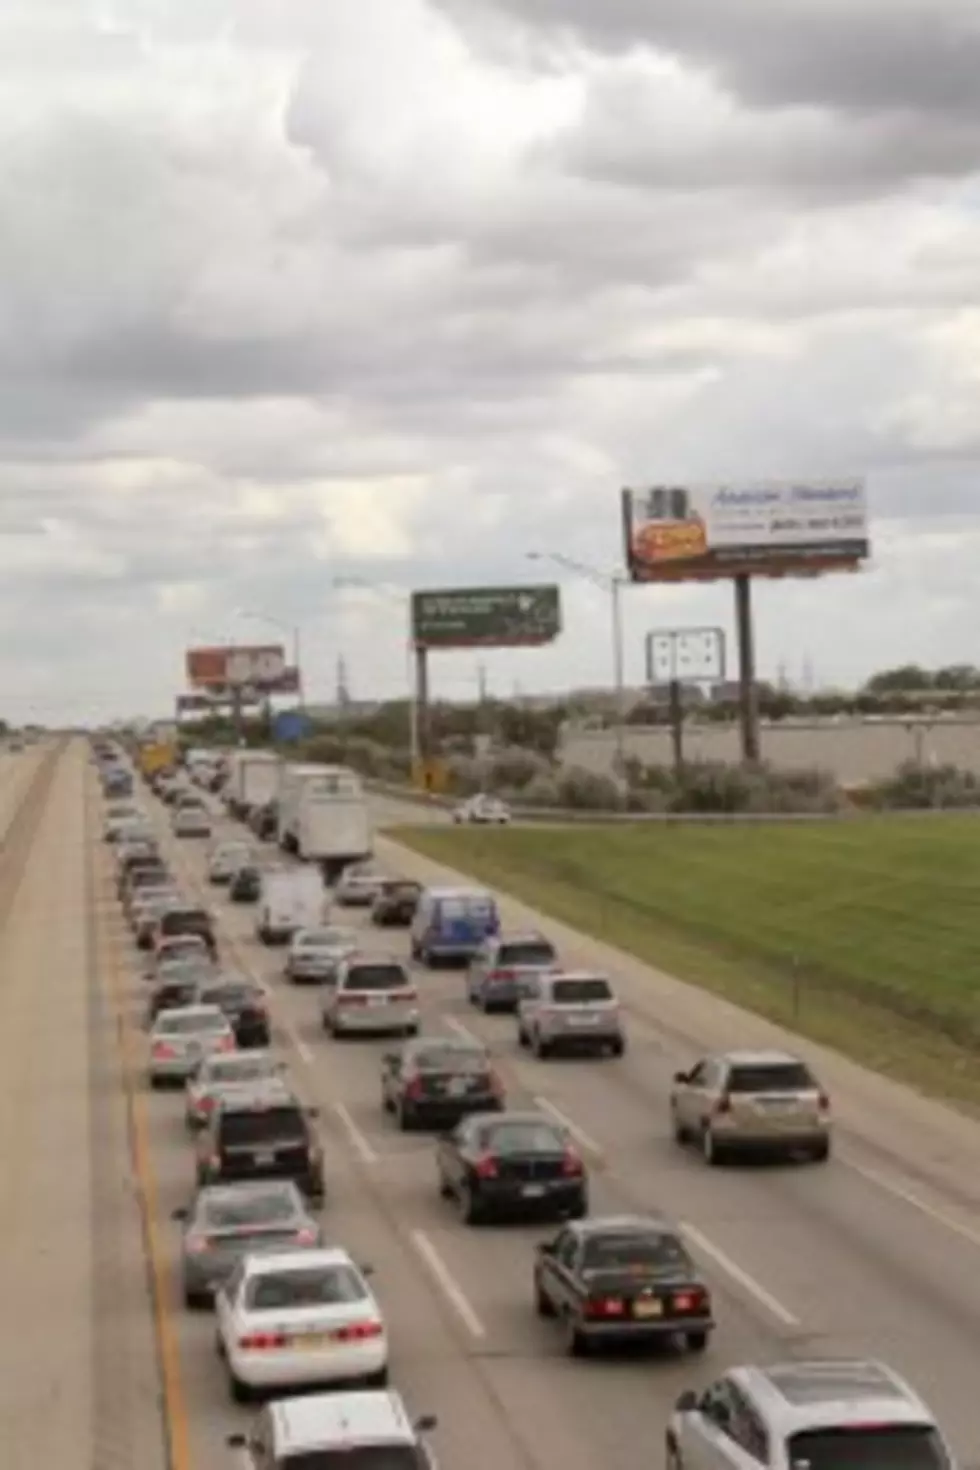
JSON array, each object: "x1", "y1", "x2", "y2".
[
  {"x1": 870, "y1": 761, "x2": 980, "y2": 810},
  {"x1": 557, "y1": 765, "x2": 625, "y2": 810}
]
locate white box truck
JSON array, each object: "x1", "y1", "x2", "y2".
[
  {"x1": 277, "y1": 763, "x2": 333, "y2": 853},
  {"x1": 256, "y1": 866, "x2": 327, "y2": 945},
  {"x1": 226, "y1": 750, "x2": 282, "y2": 820},
  {"x1": 295, "y1": 770, "x2": 371, "y2": 878}
]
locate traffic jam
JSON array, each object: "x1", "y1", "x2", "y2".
[{"x1": 93, "y1": 738, "x2": 957, "y2": 1470}]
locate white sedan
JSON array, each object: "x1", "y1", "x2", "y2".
[
  {"x1": 173, "y1": 804, "x2": 212, "y2": 838},
  {"x1": 215, "y1": 1248, "x2": 388, "y2": 1402},
  {"x1": 452, "y1": 794, "x2": 511, "y2": 825},
  {"x1": 334, "y1": 867, "x2": 385, "y2": 907},
  {"x1": 208, "y1": 842, "x2": 252, "y2": 883}
]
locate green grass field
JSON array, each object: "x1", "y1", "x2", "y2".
[{"x1": 390, "y1": 817, "x2": 980, "y2": 1110}]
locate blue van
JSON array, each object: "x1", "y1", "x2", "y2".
[{"x1": 410, "y1": 886, "x2": 501, "y2": 966}]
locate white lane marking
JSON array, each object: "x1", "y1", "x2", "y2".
[
  {"x1": 286, "y1": 1025, "x2": 313, "y2": 1065},
  {"x1": 443, "y1": 1016, "x2": 483, "y2": 1047},
  {"x1": 843, "y1": 1153, "x2": 980, "y2": 1253},
  {"x1": 680, "y1": 1221, "x2": 799, "y2": 1327},
  {"x1": 333, "y1": 1102, "x2": 379, "y2": 1165},
  {"x1": 533, "y1": 1095, "x2": 602, "y2": 1156},
  {"x1": 410, "y1": 1229, "x2": 486, "y2": 1339}
]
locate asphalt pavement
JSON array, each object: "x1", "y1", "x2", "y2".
[{"x1": 109, "y1": 779, "x2": 980, "y2": 1469}]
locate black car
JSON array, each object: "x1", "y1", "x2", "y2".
[
  {"x1": 229, "y1": 864, "x2": 261, "y2": 902},
  {"x1": 145, "y1": 976, "x2": 199, "y2": 1025},
  {"x1": 157, "y1": 903, "x2": 217, "y2": 959},
  {"x1": 122, "y1": 864, "x2": 170, "y2": 911},
  {"x1": 249, "y1": 802, "x2": 277, "y2": 841},
  {"x1": 533, "y1": 1215, "x2": 714, "y2": 1356},
  {"x1": 195, "y1": 1082, "x2": 323, "y2": 1203},
  {"x1": 436, "y1": 1110, "x2": 588, "y2": 1224},
  {"x1": 197, "y1": 975, "x2": 270, "y2": 1048},
  {"x1": 381, "y1": 1037, "x2": 503, "y2": 1130},
  {"x1": 371, "y1": 879, "x2": 423, "y2": 927}
]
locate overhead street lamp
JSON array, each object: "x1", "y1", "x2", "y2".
[
  {"x1": 526, "y1": 550, "x2": 630, "y2": 776},
  {"x1": 234, "y1": 608, "x2": 304, "y2": 709},
  {"x1": 331, "y1": 577, "x2": 418, "y2": 766}
]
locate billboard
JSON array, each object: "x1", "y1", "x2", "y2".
[
  {"x1": 411, "y1": 585, "x2": 561, "y2": 649},
  {"x1": 185, "y1": 644, "x2": 300, "y2": 694},
  {"x1": 272, "y1": 709, "x2": 312, "y2": 744},
  {"x1": 622, "y1": 481, "x2": 869, "y2": 582}
]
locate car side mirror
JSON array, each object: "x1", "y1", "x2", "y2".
[
  {"x1": 225, "y1": 1432, "x2": 247, "y2": 1448},
  {"x1": 675, "y1": 1390, "x2": 699, "y2": 1413},
  {"x1": 306, "y1": 1107, "x2": 319, "y2": 1119},
  {"x1": 537, "y1": 1241, "x2": 555, "y2": 1256},
  {"x1": 360, "y1": 1262, "x2": 374, "y2": 1277},
  {"x1": 673, "y1": 1070, "x2": 689, "y2": 1084},
  {"x1": 171, "y1": 1207, "x2": 189, "y2": 1221},
  {"x1": 415, "y1": 1415, "x2": 437, "y2": 1433}
]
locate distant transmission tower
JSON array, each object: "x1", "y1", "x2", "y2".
[{"x1": 336, "y1": 654, "x2": 350, "y2": 708}]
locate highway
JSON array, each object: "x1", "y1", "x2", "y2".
[{"x1": 10, "y1": 746, "x2": 980, "y2": 1467}]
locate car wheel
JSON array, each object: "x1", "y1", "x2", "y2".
[
  {"x1": 184, "y1": 1286, "x2": 207, "y2": 1310},
  {"x1": 403, "y1": 1024, "x2": 419, "y2": 1038},
  {"x1": 685, "y1": 1330, "x2": 709, "y2": 1353},
  {"x1": 566, "y1": 1194, "x2": 588, "y2": 1221},
  {"x1": 563, "y1": 1310, "x2": 588, "y2": 1357},
  {"x1": 534, "y1": 1275, "x2": 556, "y2": 1317},
  {"x1": 460, "y1": 1184, "x2": 484, "y2": 1225},
  {"x1": 517, "y1": 1026, "x2": 529, "y2": 1048},
  {"x1": 702, "y1": 1126, "x2": 727, "y2": 1167},
  {"x1": 666, "y1": 1436, "x2": 684, "y2": 1470},
  {"x1": 437, "y1": 1169, "x2": 453, "y2": 1200},
  {"x1": 364, "y1": 1365, "x2": 389, "y2": 1388},
  {"x1": 397, "y1": 1101, "x2": 415, "y2": 1132},
  {"x1": 609, "y1": 1037, "x2": 625, "y2": 1057},
  {"x1": 671, "y1": 1111, "x2": 688, "y2": 1145},
  {"x1": 382, "y1": 1090, "x2": 393, "y2": 1113},
  {"x1": 229, "y1": 1369, "x2": 251, "y2": 1404},
  {"x1": 533, "y1": 1032, "x2": 551, "y2": 1060},
  {"x1": 809, "y1": 1138, "x2": 831, "y2": 1163}
]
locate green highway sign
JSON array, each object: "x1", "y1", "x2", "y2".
[{"x1": 411, "y1": 584, "x2": 562, "y2": 649}]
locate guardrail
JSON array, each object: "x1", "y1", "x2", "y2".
[{"x1": 362, "y1": 778, "x2": 968, "y2": 825}]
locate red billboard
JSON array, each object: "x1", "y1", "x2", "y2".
[{"x1": 185, "y1": 644, "x2": 299, "y2": 694}]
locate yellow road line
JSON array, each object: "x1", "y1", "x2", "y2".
[{"x1": 90, "y1": 792, "x2": 193, "y2": 1470}]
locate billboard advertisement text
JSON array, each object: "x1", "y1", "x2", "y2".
[
  {"x1": 185, "y1": 644, "x2": 299, "y2": 694},
  {"x1": 411, "y1": 585, "x2": 561, "y2": 648}
]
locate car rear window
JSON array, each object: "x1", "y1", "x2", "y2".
[
  {"x1": 246, "y1": 1266, "x2": 366, "y2": 1310},
  {"x1": 552, "y1": 978, "x2": 613, "y2": 1004},
  {"x1": 204, "y1": 1190, "x2": 297, "y2": 1228},
  {"x1": 344, "y1": 964, "x2": 410, "y2": 992},
  {"x1": 480, "y1": 1121, "x2": 564, "y2": 1154},
  {"x1": 161, "y1": 910, "x2": 211, "y2": 933},
  {"x1": 728, "y1": 1062, "x2": 814, "y2": 1093},
  {"x1": 206, "y1": 1056, "x2": 275, "y2": 1084},
  {"x1": 158, "y1": 1011, "x2": 227, "y2": 1034},
  {"x1": 439, "y1": 895, "x2": 494, "y2": 920},
  {"x1": 414, "y1": 1045, "x2": 487, "y2": 1073},
  {"x1": 200, "y1": 984, "x2": 260, "y2": 1007},
  {"x1": 786, "y1": 1425, "x2": 950, "y2": 1470},
  {"x1": 285, "y1": 1449, "x2": 425, "y2": 1470},
  {"x1": 220, "y1": 1106, "x2": 307, "y2": 1144},
  {"x1": 581, "y1": 1231, "x2": 691, "y2": 1273},
  {"x1": 498, "y1": 941, "x2": 556, "y2": 967}
]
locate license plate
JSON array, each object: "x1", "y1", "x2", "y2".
[
  {"x1": 366, "y1": 996, "x2": 388, "y2": 1007},
  {"x1": 633, "y1": 1298, "x2": 663, "y2": 1318},
  {"x1": 567, "y1": 1015, "x2": 600, "y2": 1027},
  {"x1": 447, "y1": 1078, "x2": 467, "y2": 1097},
  {"x1": 254, "y1": 1149, "x2": 276, "y2": 1166},
  {"x1": 296, "y1": 1332, "x2": 333, "y2": 1348},
  {"x1": 521, "y1": 1184, "x2": 546, "y2": 1198}
]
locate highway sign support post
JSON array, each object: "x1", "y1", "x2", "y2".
[{"x1": 645, "y1": 626, "x2": 726, "y2": 774}]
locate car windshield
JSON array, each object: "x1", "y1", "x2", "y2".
[
  {"x1": 285, "y1": 1450, "x2": 426, "y2": 1470},
  {"x1": 581, "y1": 1231, "x2": 691, "y2": 1273},
  {"x1": 786, "y1": 1425, "x2": 950, "y2": 1470},
  {"x1": 728, "y1": 1062, "x2": 814, "y2": 1093},
  {"x1": 204, "y1": 1056, "x2": 275, "y2": 1084},
  {"x1": 480, "y1": 1121, "x2": 564, "y2": 1154},
  {"x1": 345, "y1": 965, "x2": 408, "y2": 992},
  {"x1": 498, "y1": 941, "x2": 556, "y2": 967},
  {"x1": 414, "y1": 1045, "x2": 487, "y2": 1074},
  {"x1": 246, "y1": 1265, "x2": 366, "y2": 1310},
  {"x1": 552, "y1": 978, "x2": 613, "y2": 1004},
  {"x1": 220, "y1": 1106, "x2": 306, "y2": 1144},
  {"x1": 158, "y1": 1011, "x2": 227, "y2": 1034},
  {"x1": 202, "y1": 1189, "x2": 298, "y2": 1229}
]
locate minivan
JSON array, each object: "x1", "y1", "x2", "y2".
[{"x1": 410, "y1": 886, "x2": 500, "y2": 966}]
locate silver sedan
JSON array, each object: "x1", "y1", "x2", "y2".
[
  {"x1": 284, "y1": 926, "x2": 358, "y2": 984},
  {"x1": 173, "y1": 1180, "x2": 322, "y2": 1307},
  {"x1": 184, "y1": 1049, "x2": 284, "y2": 1130},
  {"x1": 148, "y1": 1005, "x2": 235, "y2": 1087}
]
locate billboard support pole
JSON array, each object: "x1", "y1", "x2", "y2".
[
  {"x1": 669, "y1": 677, "x2": 684, "y2": 773},
  {"x1": 734, "y1": 574, "x2": 760, "y2": 763},
  {"x1": 414, "y1": 643, "x2": 430, "y2": 776}
]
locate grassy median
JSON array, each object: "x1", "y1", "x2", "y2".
[{"x1": 389, "y1": 818, "x2": 980, "y2": 1111}]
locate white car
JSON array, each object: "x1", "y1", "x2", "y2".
[
  {"x1": 215, "y1": 1248, "x2": 388, "y2": 1402},
  {"x1": 334, "y1": 867, "x2": 385, "y2": 907},
  {"x1": 227, "y1": 1391, "x2": 438, "y2": 1469},
  {"x1": 285, "y1": 926, "x2": 358, "y2": 985},
  {"x1": 452, "y1": 794, "x2": 511, "y2": 825},
  {"x1": 148, "y1": 1005, "x2": 236, "y2": 1086},
  {"x1": 209, "y1": 842, "x2": 252, "y2": 884},
  {"x1": 184, "y1": 1048, "x2": 283, "y2": 1130},
  {"x1": 322, "y1": 957, "x2": 418, "y2": 1038},
  {"x1": 173, "y1": 804, "x2": 212, "y2": 838}
]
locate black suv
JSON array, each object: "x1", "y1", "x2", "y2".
[{"x1": 195, "y1": 1082, "x2": 323, "y2": 1203}]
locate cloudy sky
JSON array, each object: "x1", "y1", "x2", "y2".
[{"x1": 3, "y1": 0, "x2": 980, "y2": 723}]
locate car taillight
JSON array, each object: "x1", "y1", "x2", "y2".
[
  {"x1": 561, "y1": 1149, "x2": 583, "y2": 1176},
  {"x1": 490, "y1": 968, "x2": 515, "y2": 983},
  {"x1": 714, "y1": 1094, "x2": 731, "y2": 1114},
  {"x1": 672, "y1": 1288, "x2": 708, "y2": 1312},
  {"x1": 399, "y1": 988, "x2": 417, "y2": 1002},
  {"x1": 583, "y1": 1297, "x2": 625, "y2": 1318},
  {"x1": 294, "y1": 1228, "x2": 317, "y2": 1246},
  {"x1": 404, "y1": 1077, "x2": 424, "y2": 1101},
  {"x1": 239, "y1": 1331, "x2": 287, "y2": 1350},
  {"x1": 198, "y1": 1096, "x2": 215, "y2": 1112},
  {"x1": 185, "y1": 1234, "x2": 209, "y2": 1255},
  {"x1": 332, "y1": 1320, "x2": 383, "y2": 1342},
  {"x1": 152, "y1": 1043, "x2": 176, "y2": 1059},
  {"x1": 473, "y1": 1154, "x2": 498, "y2": 1179},
  {"x1": 217, "y1": 1035, "x2": 235, "y2": 1051}
]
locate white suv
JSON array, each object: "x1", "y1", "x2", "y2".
[
  {"x1": 667, "y1": 1360, "x2": 954, "y2": 1470},
  {"x1": 517, "y1": 971, "x2": 625, "y2": 1058},
  {"x1": 227, "y1": 1390, "x2": 438, "y2": 1469}
]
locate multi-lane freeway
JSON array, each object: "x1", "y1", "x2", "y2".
[{"x1": 6, "y1": 740, "x2": 980, "y2": 1468}]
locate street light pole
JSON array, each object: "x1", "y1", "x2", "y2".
[{"x1": 526, "y1": 550, "x2": 629, "y2": 777}]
